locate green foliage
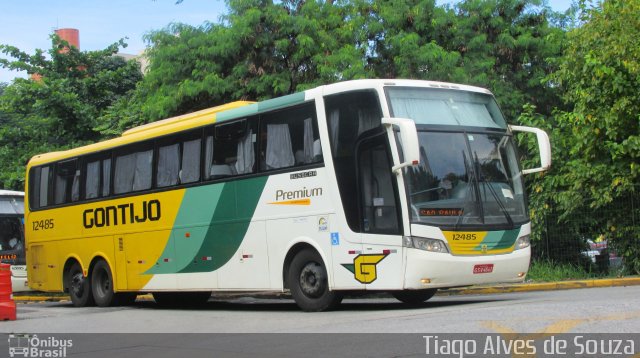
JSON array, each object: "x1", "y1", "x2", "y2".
[
  {"x1": 519, "y1": 0, "x2": 640, "y2": 274},
  {"x1": 100, "y1": 0, "x2": 371, "y2": 133},
  {"x1": 527, "y1": 259, "x2": 601, "y2": 282},
  {"x1": 100, "y1": 0, "x2": 566, "y2": 133},
  {"x1": 0, "y1": 35, "x2": 142, "y2": 189}
]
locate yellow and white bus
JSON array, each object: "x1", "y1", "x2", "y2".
[{"x1": 25, "y1": 79, "x2": 550, "y2": 311}]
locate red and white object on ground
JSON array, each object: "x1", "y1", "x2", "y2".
[{"x1": 0, "y1": 263, "x2": 17, "y2": 320}]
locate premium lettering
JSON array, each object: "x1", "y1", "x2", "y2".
[
  {"x1": 83, "y1": 200, "x2": 161, "y2": 228},
  {"x1": 275, "y1": 187, "x2": 323, "y2": 201}
]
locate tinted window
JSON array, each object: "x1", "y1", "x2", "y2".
[
  {"x1": 205, "y1": 118, "x2": 257, "y2": 179},
  {"x1": 54, "y1": 159, "x2": 80, "y2": 205},
  {"x1": 259, "y1": 103, "x2": 321, "y2": 171},
  {"x1": 157, "y1": 130, "x2": 202, "y2": 187},
  {"x1": 114, "y1": 145, "x2": 153, "y2": 194},
  {"x1": 325, "y1": 91, "x2": 383, "y2": 232},
  {"x1": 84, "y1": 153, "x2": 112, "y2": 200}
]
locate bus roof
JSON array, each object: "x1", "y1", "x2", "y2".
[
  {"x1": 26, "y1": 79, "x2": 493, "y2": 167},
  {"x1": 28, "y1": 101, "x2": 254, "y2": 167}
]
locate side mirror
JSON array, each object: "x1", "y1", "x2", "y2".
[
  {"x1": 509, "y1": 125, "x2": 551, "y2": 175},
  {"x1": 381, "y1": 117, "x2": 420, "y2": 173}
]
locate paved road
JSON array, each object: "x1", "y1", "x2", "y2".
[
  {"x1": 2, "y1": 287, "x2": 638, "y2": 357},
  {"x1": 4, "y1": 286, "x2": 640, "y2": 334}
]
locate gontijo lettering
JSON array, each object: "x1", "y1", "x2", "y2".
[{"x1": 83, "y1": 199, "x2": 161, "y2": 228}]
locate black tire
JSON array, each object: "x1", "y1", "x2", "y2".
[
  {"x1": 288, "y1": 249, "x2": 342, "y2": 312},
  {"x1": 152, "y1": 292, "x2": 211, "y2": 307},
  {"x1": 91, "y1": 260, "x2": 116, "y2": 307},
  {"x1": 392, "y1": 289, "x2": 437, "y2": 305},
  {"x1": 67, "y1": 262, "x2": 95, "y2": 307}
]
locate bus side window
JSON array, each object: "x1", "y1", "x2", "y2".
[
  {"x1": 206, "y1": 118, "x2": 258, "y2": 179},
  {"x1": 114, "y1": 144, "x2": 153, "y2": 195},
  {"x1": 84, "y1": 153, "x2": 112, "y2": 200},
  {"x1": 85, "y1": 160, "x2": 101, "y2": 199},
  {"x1": 156, "y1": 130, "x2": 201, "y2": 187},
  {"x1": 181, "y1": 138, "x2": 201, "y2": 184},
  {"x1": 54, "y1": 159, "x2": 80, "y2": 205},
  {"x1": 157, "y1": 143, "x2": 180, "y2": 188},
  {"x1": 30, "y1": 166, "x2": 51, "y2": 209},
  {"x1": 259, "y1": 102, "x2": 321, "y2": 172}
]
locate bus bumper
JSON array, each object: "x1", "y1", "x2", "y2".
[
  {"x1": 11, "y1": 277, "x2": 31, "y2": 293},
  {"x1": 404, "y1": 246, "x2": 530, "y2": 289}
]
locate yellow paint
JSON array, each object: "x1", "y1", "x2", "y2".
[
  {"x1": 27, "y1": 101, "x2": 252, "y2": 167},
  {"x1": 443, "y1": 231, "x2": 487, "y2": 255},
  {"x1": 443, "y1": 231, "x2": 515, "y2": 255},
  {"x1": 267, "y1": 198, "x2": 311, "y2": 205},
  {"x1": 354, "y1": 254, "x2": 387, "y2": 284},
  {"x1": 26, "y1": 189, "x2": 185, "y2": 292}
]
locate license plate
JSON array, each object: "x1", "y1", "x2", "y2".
[{"x1": 473, "y1": 264, "x2": 494, "y2": 274}]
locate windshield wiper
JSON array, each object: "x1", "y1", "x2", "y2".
[
  {"x1": 474, "y1": 151, "x2": 514, "y2": 227},
  {"x1": 455, "y1": 150, "x2": 483, "y2": 229}
]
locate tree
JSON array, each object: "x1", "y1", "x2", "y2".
[
  {"x1": 101, "y1": 0, "x2": 370, "y2": 134},
  {"x1": 519, "y1": 0, "x2": 640, "y2": 273},
  {"x1": 0, "y1": 35, "x2": 142, "y2": 189},
  {"x1": 448, "y1": 0, "x2": 566, "y2": 119}
]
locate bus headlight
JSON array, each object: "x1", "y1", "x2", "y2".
[
  {"x1": 515, "y1": 235, "x2": 530, "y2": 250},
  {"x1": 403, "y1": 236, "x2": 449, "y2": 253}
]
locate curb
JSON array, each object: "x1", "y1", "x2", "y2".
[
  {"x1": 13, "y1": 277, "x2": 640, "y2": 302},
  {"x1": 436, "y1": 277, "x2": 640, "y2": 296}
]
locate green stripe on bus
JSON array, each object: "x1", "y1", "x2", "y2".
[
  {"x1": 474, "y1": 229, "x2": 520, "y2": 251},
  {"x1": 216, "y1": 104, "x2": 259, "y2": 122},
  {"x1": 257, "y1": 92, "x2": 305, "y2": 112},
  {"x1": 145, "y1": 184, "x2": 225, "y2": 274},
  {"x1": 215, "y1": 92, "x2": 306, "y2": 123},
  {"x1": 178, "y1": 176, "x2": 268, "y2": 273}
]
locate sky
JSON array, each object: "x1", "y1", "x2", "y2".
[{"x1": 0, "y1": 0, "x2": 574, "y2": 83}]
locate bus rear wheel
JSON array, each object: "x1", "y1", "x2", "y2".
[
  {"x1": 288, "y1": 249, "x2": 342, "y2": 312},
  {"x1": 67, "y1": 262, "x2": 95, "y2": 307},
  {"x1": 91, "y1": 260, "x2": 138, "y2": 307},
  {"x1": 91, "y1": 260, "x2": 116, "y2": 307},
  {"x1": 391, "y1": 289, "x2": 437, "y2": 305}
]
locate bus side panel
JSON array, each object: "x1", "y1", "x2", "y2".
[
  {"x1": 28, "y1": 243, "x2": 60, "y2": 291},
  {"x1": 217, "y1": 221, "x2": 270, "y2": 289},
  {"x1": 173, "y1": 226, "x2": 218, "y2": 290},
  {"x1": 265, "y1": 215, "x2": 334, "y2": 290},
  {"x1": 58, "y1": 235, "x2": 115, "y2": 283},
  {"x1": 124, "y1": 230, "x2": 176, "y2": 290}
]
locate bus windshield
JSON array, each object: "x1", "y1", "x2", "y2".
[
  {"x1": 0, "y1": 195, "x2": 25, "y2": 265},
  {"x1": 386, "y1": 87, "x2": 528, "y2": 229}
]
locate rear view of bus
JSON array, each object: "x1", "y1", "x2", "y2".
[{"x1": 0, "y1": 190, "x2": 29, "y2": 292}]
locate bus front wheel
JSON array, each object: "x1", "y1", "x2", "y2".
[
  {"x1": 67, "y1": 262, "x2": 95, "y2": 307},
  {"x1": 288, "y1": 249, "x2": 342, "y2": 312},
  {"x1": 391, "y1": 289, "x2": 437, "y2": 305}
]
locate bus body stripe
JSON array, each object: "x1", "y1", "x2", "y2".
[
  {"x1": 144, "y1": 177, "x2": 268, "y2": 275},
  {"x1": 145, "y1": 185, "x2": 225, "y2": 274},
  {"x1": 179, "y1": 177, "x2": 268, "y2": 273}
]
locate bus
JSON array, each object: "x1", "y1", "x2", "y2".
[
  {"x1": 25, "y1": 79, "x2": 550, "y2": 311},
  {"x1": 0, "y1": 190, "x2": 30, "y2": 292}
]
